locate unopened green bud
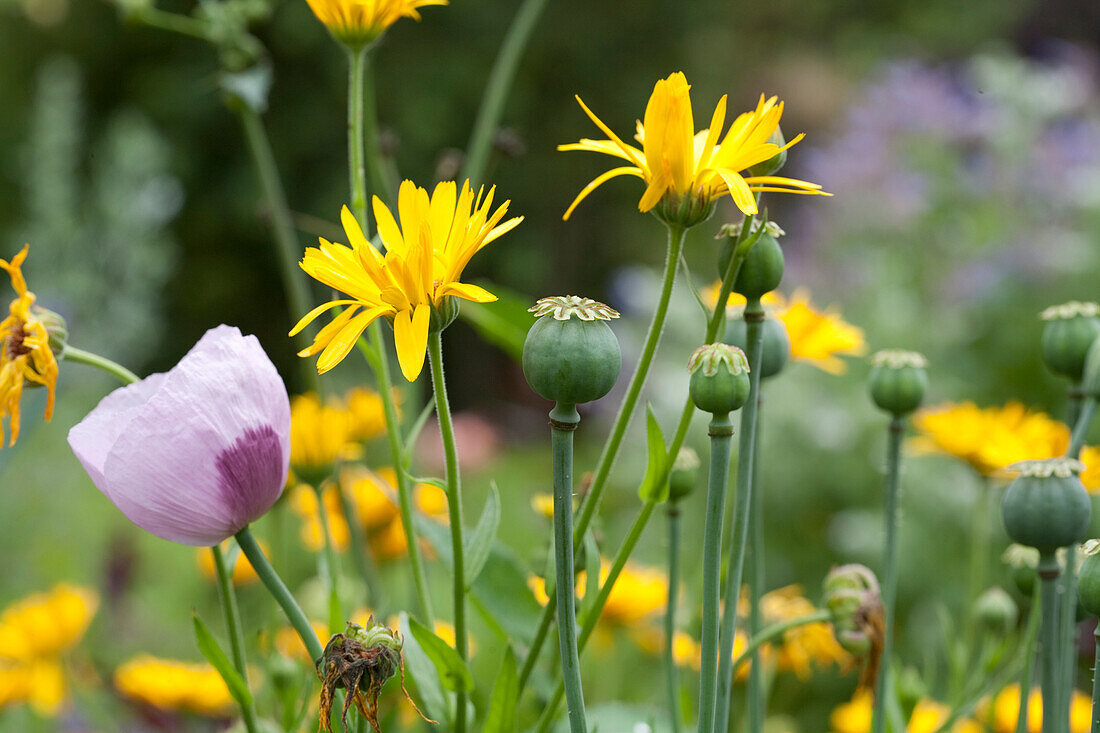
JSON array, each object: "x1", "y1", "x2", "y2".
[
  {"x1": 31, "y1": 306, "x2": 67, "y2": 358},
  {"x1": 523, "y1": 296, "x2": 622, "y2": 406},
  {"x1": 1002, "y1": 459, "x2": 1091, "y2": 555},
  {"x1": 869, "y1": 350, "x2": 928, "y2": 417},
  {"x1": 668, "y1": 447, "x2": 700, "y2": 502},
  {"x1": 429, "y1": 295, "x2": 460, "y2": 334},
  {"x1": 724, "y1": 314, "x2": 790, "y2": 380},
  {"x1": 1078, "y1": 540, "x2": 1100, "y2": 617},
  {"x1": 1040, "y1": 302, "x2": 1100, "y2": 382},
  {"x1": 1002, "y1": 544, "x2": 1039, "y2": 597},
  {"x1": 688, "y1": 343, "x2": 751, "y2": 415},
  {"x1": 973, "y1": 587, "x2": 1018, "y2": 635},
  {"x1": 822, "y1": 564, "x2": 883, "y2": 658},
  {"x1": 654, "y1": 190, "x2": 716, "y2": 229},
  {"x1": 748, "y1": 127, "x2": 788, "y2": 178}
]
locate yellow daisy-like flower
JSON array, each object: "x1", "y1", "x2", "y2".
[
  {"x1": 304, "y1": 0, "x2": 446, "y2": 49},
  {"x1": 558, "y1": 72, "x2": 828, "y2": 221},
  {"x1": 0, "y1": 245, "x2": 59, "y2": 447},
  {"x1": 345, "y1": 386, "x2": 392, "y2": 442},
  {"x1": 292, "y1": 180, "x2": 522, "y2": 381},
  {"x1": 114, "y1": 655, "x2": 235, "y2": 716},
  {"x1": 984, "y1": 684, "x2": 1091, "y2": 733},
  {"x1": 195, "y1": 539, "x2": 268, "y2": 586},
  {"x1": 289, "y1": 393, "x2": 359, "y2": 478},
  {"x1": 759, "y1": 584, "x2": 850, "y2": 679},
  {"x1": 528, "y1": 562, "x2": 667, "y2": 626},
  {"x1": 912, "y1": 402, "x2": 1100, "y2": 484},
  {"x1": 831, "y1": 690, "x2": 982, "y2": 733}
]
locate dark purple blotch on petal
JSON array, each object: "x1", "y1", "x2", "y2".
[{"x1": 216, "y1": 425, "x2": 285, "y2": 529}]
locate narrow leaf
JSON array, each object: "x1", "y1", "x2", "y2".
[
  {"x1": 582, "y1": 529, "x2": 601, "y2": 616},
  {"x1": 483, "y1": 649, "x2": 519, "y2": 733},
  {"x1": 637, "y1": 404, "x2": 669, "y2": 502},
  {"x1": 399, "y1": 613, "x2": 450, "y2": 725},
  {"x1": 464, "y1": 482, "x2": 502, "y2": 587},
  {"x1": 407, "y1": 617, "x2": 474, "y2": 693},
  {"x1": 192, "y1": 613, "x2": 252, "y2": 708},
  {"x1": 414, "y1": 514, "x2": 453, "y2": 571}
]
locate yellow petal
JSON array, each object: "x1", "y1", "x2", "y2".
[
  {"x1": 288, "y1": 299, "x2": 362, "y2": 337},
  {"x1": 438, "y1": 282, "x2": 497, "y2": 303},
  {"x1": 316, "y1": 307, "x2": 388, "y2": 374},
  {"x1": 373, "y1": 196, "x2": 405, "y2": 253},
  {"x1": 563, "y1": 166, "x2": 644, "y2": 220},
  {"x1": 394, "y1": 304, "x2": 431, "y2": 382},
  {"x1": 714, "y1": 168, "x2": 758, "y2": 215}
]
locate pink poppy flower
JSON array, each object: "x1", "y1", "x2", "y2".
[{"x1": 68, "y1": 325, "x2": 290, "y2": 546}]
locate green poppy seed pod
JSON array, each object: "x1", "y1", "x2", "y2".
[
  {"x1": 429, "y1": 295, "x2": 460, "y2": 334},
  {"x1": 1001, "y1": 458, "x2": 1091, "y2": 555},
  {"x1": 869, "y1": 350, "x2": 929, "y2": 417},
  {"x1": 1002, "y1": 544, "x2": 1039, "y2": 598},
  {"x1": 523, "y1": 296, "x2": 622, "y2": 406},
  {"x1": 1039, "y1": 302, "x2": 1100, "y2": 382},
  {"x1": 1077, "y1": 540, "x2": 1100, "y2": 616},
  {"x1": 716, "y1": 221, "x2": 786, "y2": 280},
  {"x1": 724, "y1": 314, "x2": 790, "y2": 380},
  {"x1": 668, "y1": 447, "x2": 700, "y2": 502},
  {"x1": 687, "y1": 343, "x2": 751, "y2": 415},
  {"x1": 748, "y1": 127, "x2": 788, "y2": 178},
  {"x1": 973, "y1": 587, "x2": 1018, "y2": 635}
]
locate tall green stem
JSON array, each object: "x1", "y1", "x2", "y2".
[
  {"x1": 428, "y1": 332, "x2": 468, "y2": 733},
  {"x1": 666, "y1": 504, "x2": 683, "y2": 733},
  {"x1": 699, "y1": 410, "x2": 735, "y2": 733},
  {"x1": 236, "y1": 525, "x2": 324, "y2": 662},
  {"x1": 347, "y1": 47, "x2": 369, "y2": 225},
  {"x1": 1016, "y1": 583, "x2": 1042, "y2": 733},
  {"x1": 1059, "y1": 553, "x2": 1078, "y2": 733},
  {"x1": 747, "y1": 403, "x2": 766, "y2": 733},
  {"x1": 1069, "y1": 398, "x2": 1097, "y2": 460},
  {"x1": 551, "y1": 403, "x2": 587, "y2": 733},
  {"x1": 313, "y1": 484, "x2": 343, "y2": 634},
  {"x1": 1090, "y1": 627, "x2": 1100, "y2": 733},
  {"x1": 461, "y1": 0, "x2": 550, "y2": 188},
  {"x1": 534, "y1": 502, "x2": 658, "y2": 733},
  {"x1": 234, "y1": 105, "x2": 319, "y2": 392},
  {"x1": 872, "y1": 417, "x2": 905, "y2": 733},
  {"x1": 62, "y1": 346, "x2": 139, "y2": 384},
  {"x1": 334, "y1": 485, "x2": 383, "y2": 608},
  {"x1": 1039, "y1": 553, "x2": 1063, "y2": 733},
  {"x1": 211, "y1": 544, "x2": 259, "y2": 733},
  {"x1": 713, "y1": 299, "x2": 766, "y2": 733}
]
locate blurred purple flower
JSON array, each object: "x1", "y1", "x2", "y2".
[{"x1": 68, "y1": 325, "x2": 290, "y2": 546}]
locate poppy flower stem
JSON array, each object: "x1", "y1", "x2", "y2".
[
  {"x1": 211, "y1": 544, "x2": 259, "y2": 733},
  {"x1": 237, "y1": 525, "x2": 324, "y2": 663},
  {"x1": 312, "y1": 484, "x2": 344, "y2": 634},
  {"x1": 61, "y1": 346, "x2": 139, "y2": 385},
  {"x1": 665, "y1": 503, "x2": 683, "y2": 733},
  {"x1": 1038, "y1": 553, "x2": 1063, "y2": 733},
  {"x1": 428, "y1": 331, "x2": 468, "y2": 733},
  {"x1": 871, "y1": 417, "x2": 905, "y2": 733}
]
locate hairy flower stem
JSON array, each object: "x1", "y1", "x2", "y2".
[
  {"x1": 518, "y1": 225, "x2": 752, "y2": 695},
  {"x1": 747, "y1": 403, "x2": 766, "y2": 733},
  {"x1": 237, "y1": 525, "x2": 324, "y2": 662},
  {"x1": 428, "y1": 333, "x2": 468, "y2": 733},
  {"x1": 713, "y1": 299, "x2": 766, "y2": 733},
  {"x1": 461, "y1": 0, "x2": 550, "y2": 188},
  {"x1": 535, "y1": 501, "x2": 659, "y2": 733},
  {"x1": 211, "y1": 544, "x2": 259, "y2": 733},
  {"x1": 871, "y1": 417, "x2": 905, "y2": 733},
  {"x1": 1039, "y1": 554, "x2": 1063, "y2": 733},
  {"x1": 345, "y1": 44, "x2": 433, "y2": 624},
  {"x1": 235, "y1": 105, "x2": 319, "y2": 393},
  {"x1": 313, "y1": 484, "x2": 344, "y2": 634},
  {"x1": 61, "y1": 346, "x2": 139, "y2": 385},
  {"x1": 551, "y1": 403, "x2": 588, "y2": 733},
  {"x1": 666, "y1": 503, "x2": 684, "y2": 733},
  {"x1": 698, "y1": 410, "x2": 736, "y2": 733}
]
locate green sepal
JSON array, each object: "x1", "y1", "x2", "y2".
[{"x1": 638, "y1": 404, "x2": 669, "y2": 503}]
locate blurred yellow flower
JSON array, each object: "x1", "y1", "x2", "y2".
[
  {"x1": 531, "y1": 493, "x2": 555, "y2": 519},
  {"x1": 913, "y1": 402, "x2": 1099, "y2": 486},
  {"x1": 275, "y1": 620, "x2": 330, "y2": 661},
  {"x1": 984, "y1": 683, "x2": 1091, "y2": 733},
  {"x1": 195, "y1": 539, "x2": 268, "y2": 586},
  {"x1": 831, "y1": 690, "x2": 981, "y2": 733},
  {"x1": 343, "y1": 466, "x2": 402, "y2": 531},
  {"x1": 292, "y1": 183, "x2": 522, "y2": 381},
  {"x1": 559, "y1": 73, "x2": 827, "y2": 220},
  {"x1": 528, "y1": 562, "x2": 667, "y2": 625},
  {"x1": 759, "y1": 584, "x2": 849, "y2": 678},
  {"x1": 0, "y1": 245, "x2": 59, "y2": 447},
  {"x1": 304, "y1": 0, "x2": 446, "y2": 49},
  {"x1": 706, "y1": 286, "x2": 865, "y2": 374},
  {"x1": 345, "y1": 386, "x2": 392, "y2": 442},
  {"x1": 0, "y1": 583, "x2": 98, "y2": 661},
  {"x1": 290, "y1": 393, "x2": 359, "y2": 476},
  {"x1": 114, "y1": 655, "x2": 234, "y2": 716}
]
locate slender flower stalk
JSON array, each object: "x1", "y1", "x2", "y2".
[
  {"x1": 62, "y1": 346, "x2": 138, "y2": 385},
  {"x1": 871, "y1": 417, "x2": 905, "y2": 733},
  {"x1": 746, "y1": 408, "x2": 766, "y2": 733},
  {"x1": 211, "y1": 544, "x2": 259, "y2": 733},
  {"x1": 1038, "y1": 553, "x2": 1062, "y2": 733},
  {"x1": 1069, "y1": 397, "x2": 1097, "y2": 460},
  {"x1": 462, "y1": 0, "x2": 550, "y2": 188},
  {"x1": 347, "y1": 47, "x2": 370, "y2": 225},
  {"x1": 1015, "y1": 583, "x2": 1042, "y2": 733},
  {"x1": 698, "y1": 408, "x2": 735, "y2": 733},
  {"x1": 551, "y1": 403, "x2": 587, "y2": 733},
  {"x1": 714, "y1": 300, "x2": 766, "y2": 732},
  {"x1": 1092, "y1": 625, "x2": 1100, "y2": 733},
  {"x1": 665, "y1": 502, "x2": 683, "y2": 733},
  {"x1": 428, "y1": 332, "x2": 468, "y2": 733},
  {"x1": 313, "y1": 483, "x2": 344, "y2": 633},
  {"x1": 237, "y1": 525, "x2": 324, "y2": 662}
]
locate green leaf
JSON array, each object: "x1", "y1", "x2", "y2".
[
  {"x1": 483, "y1": 649, "x2": 519, "y2": 733},
  {"x1": 399, "y1": 613, "x2": 450, "y2": 725},
  {"x1": 459, "y1": 281, "x2": 534, "y2": 361},
  {"x1": 581, "y1": 530, "x2": 601, "y2": 616},
  {"x1": 414, "y1": 514, "x2": 453, "y2": 571},
  {"x1": 637, "y1": 404, "x2": 669, "y2": 503},
  {"x1": 471, "y1": 547, "x2": 544, "y2": 646},
  {"x1": 464, "y1": 482, "x2": 501, "y2": 588},
  {"x1": 192, "y1": 613, "x2": 252, "y2": 709},
  {"x1": 407, "y1": 617, "x2": 474, "y2": 693}
]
